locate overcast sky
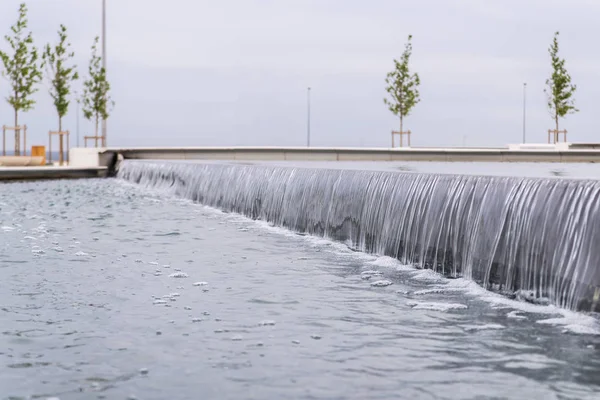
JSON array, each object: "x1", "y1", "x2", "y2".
[{"x1": 0, "y1": 0, "x2": 599, "y2": 149}]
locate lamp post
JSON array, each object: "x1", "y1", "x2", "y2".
[
  {"x1": 307, "y1": 87, "x2": 311, "y2": 147},
  {"x1": 101, "y1": 0, "x2": 107, "y2": 147},
  {"x1": 522, "y1": 82, "x2": 527, "y2": 144},
  {"x1": 76, "y1": 97, "x2": 80, "y2": 148}
]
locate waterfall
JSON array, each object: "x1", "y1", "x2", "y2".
[{"x1": 117, "y1": 160, "x2": 600, "y2": 312}]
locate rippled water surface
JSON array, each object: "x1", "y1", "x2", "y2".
[{"x1": 1, "y1": 178, "x2": 600, "y2": 400}]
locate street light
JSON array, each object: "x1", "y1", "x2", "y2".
[
  {"x1": 522, "y1": 82, "x2": 527, "y2": 144},
  {"x1": 307, "y1": 87, "x2": 311, "y2": 147},
  {"x1": 101, "y1": 0, "x2": 107, "y2": 147}
]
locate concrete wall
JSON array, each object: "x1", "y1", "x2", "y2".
[
  {"x1": 0, "y1": 166, "x2": 108, "y2": 181},
  {"x1": 69, "y1": 145, "x2": 600, "y2": 167}
]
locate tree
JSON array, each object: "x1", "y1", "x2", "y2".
[
  {"x1": 42, "y1": 24, "x2": 79, "y2": 133},
  {"x1": 384, "y1": 34, "x2": 421, "y2": 135},
  {"x1": 82, "y1": 36, "x2": 113, "y2": 147},
  {"x1": 545, "y1": 31, "x2": 578, "y2": 133},
  {"x1": 0, "y1": 3, "x2": 42, "y2": 155}
]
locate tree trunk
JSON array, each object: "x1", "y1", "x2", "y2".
[
  {"x1": 14, "y1": 107, "x2": 19, "y2": 156},
  {"x1": 400, "y1": 115, "x2": 404, "y2": 147},
  {"x1": 555, "y1": 113, "x2": 559, "y2": 144},
  {"x1": 95, "y1": 115, "x2": 99, "y2": 148},
  {"x1": 59, "y1": 116, "x2": 64, "y2": 166}
]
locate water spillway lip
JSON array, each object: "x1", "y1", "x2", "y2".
[{"x1": 131, "y1": 159, "x2": 600, "y2": 181}]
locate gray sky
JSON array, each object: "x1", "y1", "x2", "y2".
[{"x1": 1, "y1": 0, "x2": 599, "y2": 148}]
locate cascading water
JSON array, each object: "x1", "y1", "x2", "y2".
[{"x1": 117, "y1": 160, "x2": 600, "y2": 312}]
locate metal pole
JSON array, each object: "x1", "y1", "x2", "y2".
[
  {"x1": 522, "y1": 82, "x2": 527, "y2": 144},
  {"x1": 101, "y1": 0, "x2": 107, "y2": 147},
  {"x1": 76, "y1": 100, "x2": 80, "y2": 148},
  {"x1": 307, "y1": 87, "x2": 311, "y2": 147}
]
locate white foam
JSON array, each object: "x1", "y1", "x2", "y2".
[
  {"x1": 259, "y1": 320, "x2": 276, "y2": 326},
  {"x1": 410, "y1": 269, "x2": 445, "y2": 282},
  {"x1": 1, "y1": 226, "x2": 15, "y2": 232},
  {"x1": 368, "y1": 256, "x2": 405, "y2": 269},
  {"x1": 407, "y1": 301, "x2": 468, "y2": 311},
  {"x1": 371, "y1": 280, "x2": 393, "y2": 287},
  {"x1": 361, "y1": 269, "x2": 383, "y2": 275},
  {"x1": 75, "y1": 251, "x2": 88, "y2": 256},
  {"x1": 169, "y1": 272, "x2": 189, "y2": 278},
  {"x1": 507, "y1": 311, "x2": 527, "y2": 320},
  {"x1": 462, "y1": 324, "x2": 505, "y2": 331},
  {"x1": 536, "y1": 314, "x2": 600, "y2": 335},
  {"x1": 413, "y1": 286, "x2": 466, "y2": 295}
]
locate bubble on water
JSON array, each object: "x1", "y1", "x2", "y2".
[
  {"x1": 149, "y1": 261, "x2": 159, "y2": 265},
  {"x1": 231, "y1": 335, "x2": 243, "y2": 341},
  {"x1": 153, "y1": 272, "x2": 162, "y2": 276},
  {"x1": 202, "y1": 311, "x2": 210, "y2": 316},
  {"x1": 361, "y1": 270, "x2": 383, "y2": 276},
  {"x1": 311, "y1": 334, "x2": 322, "y2": 340},
  {"x1": 193, "y1": 281, "x2": 208, "y2": 286},
  {"x1": 176, "y1": 286, "x2": 184, "y2": 290},
  {"x1": 214, "y1": 329, "x2": 224, "y2": 333},
  {"x1": 162, "y1": 264, "x2": 171, "y2": 268},
  {"x1": 170, "y1": 293, "x2": 181, "y2": 297},
  {"x1": 184, "y1": 306, "x2": 192, "y2": 310},
  {"x1": 174, "y1": 268, "x2": 182, "y2": 272},
  {"x1": 52, "y1": 241, "x2": 59, "y2": 245},
  {"x1": 93, "y1": 237, "x2": 99, "y2": 241},
  {"x1": 215, "y1": 318, "x2": 222, "y2": 322},
  {"x1": 259, "y1": 320, "x2": 276, "y2": 326},
  {"x1": 292, "y1": 340, "x2": 300, "y2": 345},
  {"x1": 135, "y1": 259, "x2": 143, "y2": 263},
  {"x1": 153, "y1": 300, "x2": 167, "y2": 305},
  {"x1": 156, "y1": 331, "x2": 162, "y2": 336},
  {"x1": 169, "y1": 320, "x2": 175, "y2": 324},
  {"x1": 370, "y1": 280, "x2": 393, "y2": 287},
  {"x1": 192, "y1": 318, "x2": 202, "y2": 323},
  {"x1": 32, "y1": 248, "x2": 45, "y2": 255},
  {"x1": 23, "y1": 235, "x2": 36, "y2": 240},
  {"x1": 139, "y1": 368, "x2": 149, "y2": 375},
  {"x1": 169, "y1": 272, "x2": 189, "y2": 278}
]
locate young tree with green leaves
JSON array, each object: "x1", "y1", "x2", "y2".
[
  {"x1": 0, "y1": 3, "x2": 42, "y2": 155},
  {"x1": 42, "y1": 24, "x2": 79, "y2": 133},
  {"x1": 545, "y1": 31, "x2": 578, "y2": 133},
  {"x1": 384, "y1": 34, "x2": 421, "y2": 135},
  {"x1": 82, "y1": 36, "x2": 113, "y2": 147}
]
